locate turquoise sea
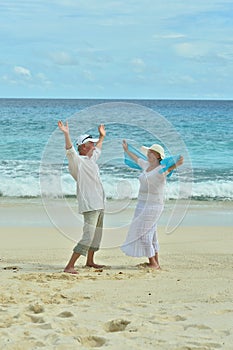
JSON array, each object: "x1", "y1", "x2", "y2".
[{"x1": 0, "y1": 98, "x2": 232, "y2": 202}]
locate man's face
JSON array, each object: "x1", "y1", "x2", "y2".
[{"x1": 83, "y1": 141, "x2": 95, "y2": 156}]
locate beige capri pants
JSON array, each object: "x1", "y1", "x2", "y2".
[{"x1": 73, "y1": 209, "x2": 104, "y2": 256}]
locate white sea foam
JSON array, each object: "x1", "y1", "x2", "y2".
[{"x1": 1, "y1": 167, "x2": 232, "y2": 201}]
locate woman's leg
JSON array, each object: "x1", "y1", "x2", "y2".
[{"x1": 148, "y1": 256, "x2": 160, "y2": 269}]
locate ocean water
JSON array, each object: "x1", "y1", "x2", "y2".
[{"x1": 0, "y1": 98, "x2": 233, "y2": 202}]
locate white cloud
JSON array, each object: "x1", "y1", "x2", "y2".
[
  {"x1": 153, "y1": 33, "x2": 186, "y2": 40},
  {"x1": 174, "y1": 42, "x2": 209, "y2": 59},
  {"x1": 83, "y1": 70, "x2": 95, "y2": 81},
  {"x1": 36, "y1": 73, "x2": 52, "y2": 86},
  {"x1": 14, "y1": 66, "x2": 31, "y2": 78},
  {"x1": 217, "y1": 48, "x2": 233, "y2": 62},
  {"x1": 1, "y1": 74, "x2": 17, "y2": 85},
  {"x1": 0, "y1": 0, "x2": 232, "y2": 98},
  {"x1": 131, "y1": 58, "x2": 146, "y2": 72},
  {"x1": 173, "y1": 41, "x2": 233, "y2": 67},
  {"x1": 179, "y1": 75, "x2": 196, "y2": 83},
  {"x1": 49, "y1": 51, "x2": 78, "y2": 65}
]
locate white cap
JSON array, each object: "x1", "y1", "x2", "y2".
[{"x1": 76, "y1": 134, "x2": 99, "y2": 146}]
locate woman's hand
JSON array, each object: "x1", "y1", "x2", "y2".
[
  {"x1": 176, "y1": 155, "x2": 184, "y2": 167},
  {"x1": 122, "y1": 139, "x2": 128, "y2": 151}
]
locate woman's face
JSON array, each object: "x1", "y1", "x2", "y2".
[{"x1": 147, "y1": 149, "x2": 161, "y2": 162}]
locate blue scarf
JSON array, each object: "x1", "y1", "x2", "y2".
[{"x1": 124, "y1": 144, "x2": 180, "y2": 178}]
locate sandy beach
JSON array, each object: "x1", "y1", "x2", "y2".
[{"x1": 0, "y1": 198, "x2": 232, "y2": 349}]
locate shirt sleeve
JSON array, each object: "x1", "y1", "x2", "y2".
[
  {"x1": 66, "y1": 146, "x2": 79, "y2": 181},
  {"x1": 91, "y1": 147, "x2": 101, "y2": 162},
  {"x1": 138, "y1": 158, "x2": 149, "y2": 170}
]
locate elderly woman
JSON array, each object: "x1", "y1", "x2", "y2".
[{"x1": 121, "y1": 140, "x2": 183, "y2": 269}]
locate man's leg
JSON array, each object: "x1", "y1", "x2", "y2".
[
  {"x1": 86, "y1": 210, "x2": 105, "y2": 268},
  {"x1": 64, "y1": 252, "x2": 81, "y2": 274},
  {"x1": 64, "y1": 211, "x2": 99, "y2": 273}
]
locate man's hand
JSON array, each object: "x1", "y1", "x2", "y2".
[
  {"x1": 98, "y1": 124, "x2": 106, "y2": 138},
  {"x1": 96, "y1": 124, "x2": 105, "y2": 149},
  {"x1": 58, "y1": 120, "x2": 69, "y2": 134},
  {"x1": 58, "y1": 120, "x2": 72, "y2": 149}
]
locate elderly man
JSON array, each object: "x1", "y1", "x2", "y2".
[{"x1": 58, "y1": 120, "x2": 106, "y2": 274}]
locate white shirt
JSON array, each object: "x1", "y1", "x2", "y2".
[
  {"x1": 137, "y1": 158, "x2": 166, "y2": 204},
  {"x1": 66, "y1": 146, "x2": 105, "y2": 213}
]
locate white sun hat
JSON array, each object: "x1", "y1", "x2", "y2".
[{"x1": 140, "y1": 144, "x2": 165, "y2": 159}]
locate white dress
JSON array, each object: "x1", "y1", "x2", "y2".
[{"x1": 121, "y1": 159, "x2": 166, "y2": 258}]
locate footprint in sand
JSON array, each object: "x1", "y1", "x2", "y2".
[
  {"x1": 27, "y1": 314, "x2": 45, "y2": 323},
  {"x1": 78, "y1": 335, "x2": 107, "y2": 348},
  {"x1": 184, "y1": 323, "x2": 211, "y2": 331},
  {"x1": 57, "y1": 311, "x2": 74, "y2": 318},
  {"x1": 184, "y1": 341, "x2": 222, "y2": 349},
  {"x1": 0, "y1": 316, "x2": 14, "y2": 328},
  {"x1": 151, "y1": 314, "x2": 187, "y2": 324},
  {"x1": 214, "y1": 309, "x2": 233, "y2": 315},
  {"x1": 28, "y1": 303, "x2": 44, "y2": 314},
  {"x1": 3, "y1": 266, "x2": 20, "y2": 271},
  {"x1": 104, "y1": 319, "x2": 131, "y2": 332}
]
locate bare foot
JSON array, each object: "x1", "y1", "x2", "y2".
[
  {"x1": 63, "y1": 268, "x2": 78, "y2": 274},
  {"x1": 147, "y1": 264, "x2": 161, "y2": 270},
  {"x1": 85, "y1": 263, "x2": 106, "y2": 269}
]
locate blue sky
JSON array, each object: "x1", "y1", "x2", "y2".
[{"x1": 0, "y1": 0, "x2": 233, "y2": 99}]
